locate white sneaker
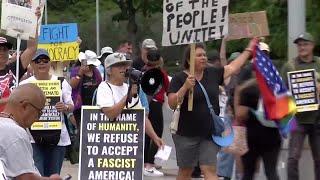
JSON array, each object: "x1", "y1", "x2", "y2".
[{"x1": 143, "y1": 167, "x2": 164, "y2": 176}]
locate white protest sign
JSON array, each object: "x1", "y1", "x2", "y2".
[
  {"x1": 1, "y1": 0, "x2": 41, "y2": 40},
  {"x1": 162, "y1": 0, "x2": 229, "y2": 46}
]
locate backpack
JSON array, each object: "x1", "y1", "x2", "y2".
[{"x1": 30, "y1": 77, "x2": 65, "y2": 146}]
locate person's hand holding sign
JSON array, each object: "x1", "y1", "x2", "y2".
[
  {"x1": 55, "y1": 102, "x2": 70, "y2": 113},
  {"x1": 183, "y1": 74, "x2": 196, "y2": 90}
]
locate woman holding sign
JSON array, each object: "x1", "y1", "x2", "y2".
[
  {"x1": 96, "y1": 53, "x2": 164, "y2": 148},
  {"x1": 20, "y1": 49, "x2": 74, "y2": 177},
  {"x1": 168, "y1": 40, "x2": 256, "y2": 180}
]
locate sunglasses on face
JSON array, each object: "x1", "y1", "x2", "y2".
[{"x1": 34, "y1": 58, "x2": 50, "y2": 64}]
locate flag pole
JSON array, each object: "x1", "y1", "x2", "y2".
[{"x1": 15, "y1": 33, "x2": 21, "y2": 86}]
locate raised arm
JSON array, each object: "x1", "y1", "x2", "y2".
[
  {"x1": 20, "y1": 7, "x2": 41, "y2": 69},
  {"x1": 223, "y1": 38, "x2": 257, "y2": 79}
]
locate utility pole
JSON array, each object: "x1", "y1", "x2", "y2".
[
  {"x1": 45, "y1": 0, "x2": 48, "y2": 24},
  {"x1": 288, "y1": 0, "x2": 306, "y2": 60},
  {"x1": 96, "y1": 0, "x2": 100, "y2": 55}
]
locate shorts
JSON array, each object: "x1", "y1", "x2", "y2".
[{"x1": 172, "y1": 134, "x2": 220, "y2": 168}]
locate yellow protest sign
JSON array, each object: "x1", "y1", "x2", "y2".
[
  {"x1": 31, "y1": 80, "x2": 62, "y2": 130},
  {"x1": 38, "y1": 42, "x2": 79, "y2": 61},
  {"x1": 33, "y1": 80, "x2": 62, "y2": 97}
]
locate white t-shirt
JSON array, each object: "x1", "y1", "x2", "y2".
[
  {"x1": 0, "y1": 117, "x2": 40, "y2": 179},
  {"x1": 20, "y1": 75, "x2": 74, "y2": 146},
  {"x1": 96, "y1": 81, "x2": 141, "y2": 108}
]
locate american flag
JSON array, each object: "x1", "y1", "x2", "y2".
[
  {"x1": 254, "y1": 45, "x2": 288, "y2": 96},
  {"x1": 253, "y1": 44, "x2": 297, "y2": 137}
]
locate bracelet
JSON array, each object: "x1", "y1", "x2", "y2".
[{"x1": 244, "y1": 48, "x2": 253, "y2": 53}]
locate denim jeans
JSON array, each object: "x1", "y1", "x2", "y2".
[
  {"x1": 217, "y1": 151, "x2": 234, "y2": 178},
  {"x1": 32, "y1": 144, "x2": 66, "y2": 177},
  {"x1": 287, "y1": 124, "x2": 320, "y2": 180}
]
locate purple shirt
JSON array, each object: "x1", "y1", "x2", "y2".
[{"x1": 70, "y1": 66, "x2": 102, "y2": 110}]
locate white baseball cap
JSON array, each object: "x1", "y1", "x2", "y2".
[
  {"x1": 78, "y1": 50, "x2": 101, "y2": 66},
  {"x1": 259, "y1": 42, "x2": 270, "y2": 52},
  {"x1": 104, "y1": 53, "x2": 132, "y2": 68}
]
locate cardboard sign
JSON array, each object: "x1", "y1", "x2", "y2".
[
  {"x1": 31, "y1": 80, "x2": 62, "y2": 130},
  {"x1": 228, "y1": 11, "x2": 269, "y2": 40},
  {"x1": 38, "y1": 23, "x2": 79, "y2": 61},
  {"x1": 287, "y1": 69, "x2": 319, "y2": 112},
  {"x1": 162, "y1": 0, "x2": 229, "y2": 46},
  {"x1": 0, "y1": 0, "x2": 40, "y2": 40},
  {"x1": 79, "y1": 106, "x2": 145, "y2": 180},
  {"x1": 39, "y1": 23, "x2": 78, "y2": 44},
  {"x1": 38, "y1": 42, "x2": 79, "y2": 61}
]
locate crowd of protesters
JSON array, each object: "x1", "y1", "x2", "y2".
[{"x1": 1, "y1": 7, "x2": 320, "y2": 180}]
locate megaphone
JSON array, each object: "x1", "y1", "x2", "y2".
[{"x1": 140, "y1": 68, "x2": 164, "y2": 96}]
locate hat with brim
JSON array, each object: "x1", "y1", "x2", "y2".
[
  {"x1": 32, "y1": 49, "x2": 50, "y2": 61},
  {"x1": 142, "y1": 39, "x2": 157, "y2": 49},
  {"x1": 98, "y1": 46, "x2": 113, "y2": 59},
  {"x1": 212, "y1": 116, "x2": 234, "y2": 147},
  {"x1": 78, "y1": 50, "x2": 101, "y2": 67},
  {"x1": 294, "y1": 32, "x2": 314, "y2": 43},
  {"x1": 105, "y1": 53, "x2": 132, "y2": 68},
  {"x1": 0, "y1": 37, "x2": 13, "y2": 49}
]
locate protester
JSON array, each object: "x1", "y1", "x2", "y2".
[
  {"x1": 234, "y1": 79, "x2": 281, "y2": 180},
  {"x1": 96, "y1": 52, "x2": 164, "y2": 148},
  {"x1": 117, "y1": 40, "x2": 133, "y2": 60},
  {"x1": 20, "y1": 49, "x2": 74, "y2": 177},
  {"x1": 0, "y1": 7, "x2": 41, "y2": 111},
  {"x1": 97, "y1": 46, "x2": 113, "y2": 80},
  {"x1": 142, "y1": 49, "x2": 169, "y2": 176},
  {"x1": 0, "y1": 83, "x2": 62, "y2": 180},
  {"x1": 133, "y1": 38, "x2": 157, "y2": 70},
  {"x1": 70, "y1": 50, "x2": 102, "y2": 128},
  {"x1": 281, "y1": 32, "x2": 320, "y2": 180},
  {"x1": 233, "y1": 42, "x2": 281, "y2": 180},
  {"x1": 168, "y1": 39, "x2": 255, "y2": 179}
]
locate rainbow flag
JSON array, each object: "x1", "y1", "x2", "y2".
[{"x1": 253, "y1": 44, "x2": 297, "y2": 137}]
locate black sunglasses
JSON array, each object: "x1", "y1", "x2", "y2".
[{"x1": 34, "y1": 58, "x2": 50, "y2": 64}]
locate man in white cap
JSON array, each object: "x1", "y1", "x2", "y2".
[
  {"x1": 0, "y1": 7, "x2": 41, "y2": 111},
  {"x1": 132, "y1": 38, "x2": 157, "y2": 71},
  {"x1": 96, "y1": 52, "x2": 164, "y2": 147}
]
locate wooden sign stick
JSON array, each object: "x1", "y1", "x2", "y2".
[{"x1": 188, "y1": 43, "x2": 196, "y2": 111}]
